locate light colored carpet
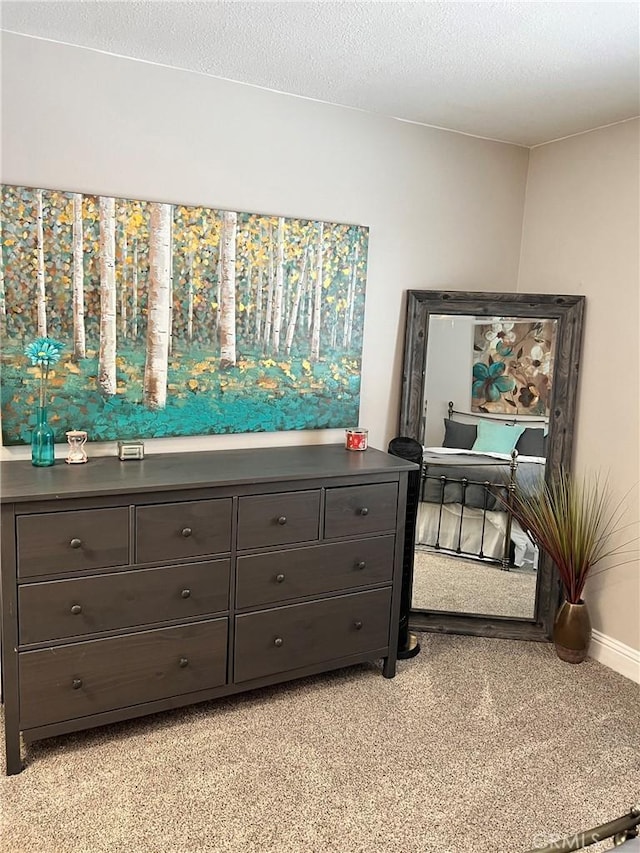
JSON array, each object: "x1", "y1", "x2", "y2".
[
  {"x1": 1, "y1": 634, "x2": 638, "y2": 853},
  {"x1": 412, "y1": 548, "x2": 537, "y2": 618}
]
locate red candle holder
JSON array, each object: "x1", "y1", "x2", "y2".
[{"x1": 345, "y1": 428, "x2": 368, "y2": 451}]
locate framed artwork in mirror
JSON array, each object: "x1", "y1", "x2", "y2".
[
  {"x1": 472, "y1": 318, "x2": 556, "y2": 416},
  {"x1": 399, "y1": 290, "x2": 585, "y2": 642}
]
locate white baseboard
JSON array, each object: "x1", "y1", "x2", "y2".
[{"x1": 590, "y1": 630, "x2": 640, "y2": 683}]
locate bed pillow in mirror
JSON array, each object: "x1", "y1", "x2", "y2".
[
  {"x1": 515, "y1": 428, "x2": 547, "y2": 457},
  {"x1": 442, "y1": 419, "x2": 477, "y2": 450},
  {"x1": 472, "y1": 421, "x2": 525, "y2": 454}
]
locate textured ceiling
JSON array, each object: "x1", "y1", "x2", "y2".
[{"x1": 2, "y1": 0, "x2": 639, "y2": 146}]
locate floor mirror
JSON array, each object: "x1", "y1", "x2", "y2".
[{"x1": 399, "y1": 290, "x2": 585, "y2": 641}]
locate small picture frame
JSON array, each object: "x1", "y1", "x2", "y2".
[{"x1": 117, "y1": 440, "x2": 145, "y2": 461}]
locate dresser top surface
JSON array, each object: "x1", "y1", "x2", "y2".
[{"x1": 0, "y1": 444, "x2": 417, "y2": 503}]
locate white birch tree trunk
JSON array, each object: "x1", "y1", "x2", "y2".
[
  {"x1": 330, "y1": 309, "x2": 338, "y2": 349},
  {"x1": 254, "y1": 265, "x2": 263, "y2": 346},
  {"x1": 72, "y1": 193, "x2": 86, "y2": 359},
  {"x1": 131, "y1": 239, "x2": 139, "y2": 340},
  {"x1": 214, "y1": 239, "x2": 222, "y2": 341},
  {"x1": 306, "y1": 245, "x2": 315, "y2": 332},
  {"x1": 143, "y1": 203, "x2": 172, "y2": 409},
  {"x1": 263, "y1": 223, "x2": 274, "y2": 351},
  {"x1": 272, "y1": 217, "x2": 285, "y2": 354},
  {"x1": 245, "y1": 261, "x2": 252, "y2": 338},
  {"x1": 35, "y1": 189, "x2": 47, "y2": 337},
  {"x1": 344, "y1": 241, "x2": 359, "y2": 350},
  {"x1": 285, "y1": 243, "x2": 309, "y2": 357},
  {"x1": 168, "y1": 217, "x2": 174, "y2": 356},
  {"x1": 311, "y1": 221, "x2": 324, "y2": 361},
  {"x1": 186, "y1": 251, "x2": 194, "y2": 342},
  {"x1": 219, "y1": 210, "x2": 237, "y2": 367},
  {"x1": 98, "y1": 196, "x2": 117, "y2": 396},
  {"x1": 120, "y1": 212, "x2": 128, "y2": 339},
  {"x1": 0, "y1": 205, "x2": 6, "y2": 328}
]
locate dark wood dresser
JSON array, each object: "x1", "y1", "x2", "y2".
[{"x1": 0, "y1": 444, "x2": 415, "y2": 774}]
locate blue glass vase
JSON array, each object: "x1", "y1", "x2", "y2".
[{"x1": 31, "y1": 405, "x2": 55, "y2": 467}]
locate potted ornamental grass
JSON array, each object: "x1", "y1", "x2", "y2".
[{"x1": 508, "y1": 468, "x2": 636, "y2": 663}]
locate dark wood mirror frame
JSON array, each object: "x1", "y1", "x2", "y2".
[{"x1": 399, "y1": 290, "x2": 585, "y2": 641}]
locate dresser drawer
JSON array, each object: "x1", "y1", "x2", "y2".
[
  {"x1": 324, "y1": 483, "x2": 398, "y2": 539},
  {"x1": 19, "y1": 559, "x2": 231, "y2": 644},
  {"x1": 234, "y1": 589, "x2": 391, "y2": 683},
  {"x1": 236, "y1": 536, "x2": 395, "y2": 608},
  {"x1": 136, "y1": 499, "x2": 232, "y2": 563},
  {"x1": 17, "y1": 508, "x2": 129, "y2": 579},
  {"x1": 19, "y1": 618, "x2": 228, "y2": 729},
  {"x1": 237, "y1": 490, "x2": 320, "y2": 550}
]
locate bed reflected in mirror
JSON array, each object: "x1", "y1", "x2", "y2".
[{"x1": 399, "y1": 291, "x2": 585, "y2": 640}]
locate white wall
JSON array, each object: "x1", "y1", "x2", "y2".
[
  {"x1": 423, "y1": 315, "x2": 474, "y2": 446},
  {"x1": 0, "y1": 32, "x2": 529, "y2": 460},
  {"x1": 518, "y1": 119, "x2": 640, "y2": 657}
]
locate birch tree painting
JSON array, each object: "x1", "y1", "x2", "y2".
[{"x1": 0, "y1": 184, "x2": 369, "y2": 445}]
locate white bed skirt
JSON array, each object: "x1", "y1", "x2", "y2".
[{"x1": 416, "y1": 501, "x2": 535, "y2": 567}]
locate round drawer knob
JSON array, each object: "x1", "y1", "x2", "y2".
[
  {"x1": 72, "y1": 678, "x2": 83, "y2": 689},
  {"x1": 355, "y1": 561, "x2": 366, "y2": 570},
  {"x1": 274, "y1": 637, "x2": 284, "y2": 647},
  {"x1": 275, "y1": 573, "x2": 285, "y2": 584},
  {"x1": 277, "y1": 516, "x2": 287, "y2": 526},
  {"x1": 179, "y1": 657, "x2": 189, "y2": 668},
  {"x1": 181, "y1": 527, "x2": 192, "y2": 538},
  {"x1": 354, "y1": 620, "x2": 363, "y2": 630},
  {"x1": 181, "y1": 589, "x2": 191, "y2": 599},
  {"x1": 70, "y1": 538, "x2": 82, "y2": 549},
  {"x1": 359, "y1": 507, "x2": 369, "y2": 517},
  {"x1": 70, "y1": 604, "x2": 82, "y2": 615}
]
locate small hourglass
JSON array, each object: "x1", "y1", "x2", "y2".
[{"x1": 65, "y1": 430, "x2": 88, "y2": 464}]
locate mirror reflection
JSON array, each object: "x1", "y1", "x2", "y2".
[{"x1": 411, "y1": 313, "x2": 557, "y2": 619}]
